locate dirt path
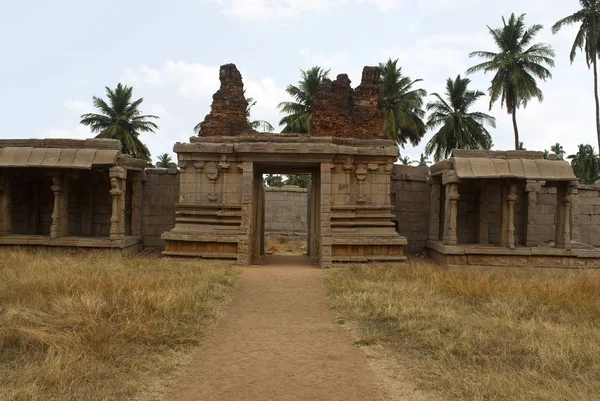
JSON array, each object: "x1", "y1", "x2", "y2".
[{"x1": 165, "y1": 265, "x2": 389, "y2": 401}]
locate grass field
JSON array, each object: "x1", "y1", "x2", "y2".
[
  {"x1": 0, "y1": 249, "x2": 239, "y2": 401},
  {"x1": 325, "y1": 259, "x2": 600, "y2": 401}
]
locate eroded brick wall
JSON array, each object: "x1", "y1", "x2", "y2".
[{"x1": 264, "y1": 186, "x2": 308, "y2": 234}]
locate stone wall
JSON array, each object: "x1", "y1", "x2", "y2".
[
  {"x1": 390, "y1": 165, "x2": 430, "y2": 252},
  {"x1": 578, "y1": 185, "x2": 600, "y2": 247},
  {"x1": 264, "y1": 186, "x2": 308, "y2": 234},
  {"x1": 142, "y1": 168, "x2": 179, "y2": 248}
]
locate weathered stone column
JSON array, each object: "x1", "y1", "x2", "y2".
[
  {"x1": 571, "y1": 186, "x2": 581, "y2": 242},
  {"x1": 50, "y1": 172, "x2": 69, "y2": 239},
  {"x1": 238, "y1": 161, "x2": 253, "y2": 265},
  {"x1": 442, "y1": 183, "x2": 460, "y2": 245},
  {"x1": 525, "y1": 180, "x2": 543, "y2": 247},
  {"x1": 428, "y1": 180, "x2": 441, "y2": 241},
  {"x1": 109, "y1": 166, "x2": 127, "y2": 240},
  {"x1": 506, "y1": 184, "x2": 518, "y2": 250},
  {"x1": 478, "y1": 182, "x2": 489, "y2": 244},
  {"x1": 555, "y1": 185, "x2": 574, "y2": 250},
  {"x1": 320, "y1": 162, "x2": 333, "y2": 268},
  {"x1": 0, "y1": 172, "x2": 12, "y2": 236},
  {"x1": 131, "y1": 171, "x2": 143, "y2": 237}
]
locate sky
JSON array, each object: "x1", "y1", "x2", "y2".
[{"x1": 0, "y1": 0, "x2": 595, "y2": 164}]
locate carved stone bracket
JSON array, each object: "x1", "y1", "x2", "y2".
[
  {"x1": 355, "y1": 164, "x2": 368, "y2": 204},
  {"x1": 343, "y1": 157, "x2": 354, "y2": 171},
  {"x1": 205, "y1": 162, "x2": 220, "y2": 203},
  {"x1": 219, "y1": 155, "x2": 231, "y2": 171}
]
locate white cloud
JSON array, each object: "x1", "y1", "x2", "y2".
[
  {"x1": 211, "y1": 0, "x2": 402, "y2": 19},
  {"x1": 64, "y1": 99, "x2": 90, "y2": 114}
]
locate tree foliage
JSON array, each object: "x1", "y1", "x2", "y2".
[
  {"x1": 379, "y1": 59, "x2": 427, "y2": 147},
  {"x1": 155, "y1": 153, "x2": 174, "y2": 168},
  {"x1": 467, "y1": 13, "x2": 554, "y2": 150},
  {"x1": 264, "y1": 174, "x2": 284, "y2": 187},
  {"x1": 278, "y1": 66, "x2": 330, "y2": 133},
  {"x1": 553, "y1": 1, "x2": 600, "y2": 151},
  {"x1": 424, "y1": 75, "x2": 495, "y2": 162},
  {"x1": 568, "y1": 144, "x2": 600, "y2": 184},
  {"x1": 80, "y1": 83, "x2": 158, "y2": 161}
]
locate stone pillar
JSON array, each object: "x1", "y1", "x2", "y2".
[
  {"x1": 525, "y1": 180, "x2": 543, "y2": 247},
  {"x1": 571, "y1": 186, "x2": 581, "y2": 242},
  {"x1": 506, "y1": 184, "x2": 518, "y2": 250},
  {"x1": 81, "y1": 178, "x2": 94, "y2": 236},
  {"x1": 109, "y1": 166, "x2": 127, "y2": 240},
  {"x1": 238, "y1": 161, "x2": 253, "y2": 265},
  {"x1": 442, "y1": 183, "x2": 459, "y2": 245},
  {"x1": 320, "y1": 162, "x2": 333, "y2": 268},
  {"x1": 478, "y1": 183, "x2": 489, "y2": 244},
  {"x1": 555, "y1": 185, "x2": 574, "y2": 250},
  {"x1": 50, "y1": 172, "x2": 69, "y2": 239},
  {"x1": 0, "y1": 172, "x2": 12, "y2": 236},
  {"x1": 131, "y1": 171, "x2": 143, "y2": 237},
  {"x1": 428, "y1": 181, "x2": 441, "y2": 241}
]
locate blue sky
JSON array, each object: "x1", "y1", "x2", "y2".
[{"x1": 0, "y1": 0, "x2": 593, "y2": 163}]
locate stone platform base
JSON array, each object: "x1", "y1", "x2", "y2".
[
  {"x1": 161, "y1": 233, "x2": 239, "y2": 259},
  {"x1": 427, "y1": 240, "x2": 600, "y2": 269},
  {"x1": 332, "y1": 237, "x2": 408, "y2": 263},
  {"x1": 0, "y1": 235, "x2": 143, "y2": 255}
]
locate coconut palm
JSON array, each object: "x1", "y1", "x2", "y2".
[
  {"x1": 379, "y1": 59, "x2": 427, "y2": 147},
  {"x1": 568, "y1": 143, "x2": 600, "y2": 184},
  {"x1": 467, "y1": 13, "x2": 555, "y2": 150},
  {"x1": 398, "y1": 156, "x2": 413, "y2": 165},
  {"x1": 553, "y1": 1, "x2": 600, "y2": 150},
  {"x1": 80, "y1": 83, "x2": 158, "y2": 161},
  {"x1": 416, "y1": 153, "x2": 431, "y2": 167},
  {"x1": 550, "y1": 142, "x2": 566, "y2": 159},
  {"x1": 278, "y1": 66, "x2": 330, "y2": 133},
  {"x1": 424, "y1": 75, "x2": 496, "y2": 162},
  {"x1": 156, "y1": 153, "x2": 173, "y2": 168}
]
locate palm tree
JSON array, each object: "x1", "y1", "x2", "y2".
[
  {"x1": 278, "y1": 66, "x2": 330, "y2": 133},
  {"x1": 156, "y1": 153, "x2": 173, "y2": 168},
  {"x1": 550, "y1": 142, "x2": 566, "y2": 159},
  {"x1": 379, "y1": 59, "x2": 427, "y2": 147},
  {"x1": 417, "y1": 153, "x2": 431, "y2": 167},
  {"x1": 467, "y1": 13, "x2": 555, "y2": 150},
  {"x1": 398, "y1": 156, "x2": 412, "y2": 165},
  {"x1": 80, "y1": 83, "x2": 158, "y2": 161},
  {"x1": 424, "y1": 75, "x2": 496, "y2": 162},
  {"x1": 553, "y1": 1, "x2": 600, "y2": 151},
  {"x1": 568, "y1": 144, "x2": 600, "y2": 184},
  {"x1": 194, "y1": 92, "x2": 274, "y2": 134}
]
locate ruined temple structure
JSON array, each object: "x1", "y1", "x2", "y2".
[
  {"x1": 312, "y1": 67, "x2": 385, "y2": 138},
  {"x1": 426, "y1": 150, "x2": 600, "y2": 268},
  {"x1": 197, "y1": 64, "x2": 249, "y2": 137},
  {"x1": 0, "y1": 139, "x2": 146, "y2": 254},
  {"x1": 162, "y1": 63, "x2": 406, "y2": 267}
]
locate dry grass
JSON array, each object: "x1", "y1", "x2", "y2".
[
  {"x1": 324, "y1": 259, "x2": 600, "y2": 401},
  {"x1": 265, "y1": 235, "x2": 307, "y2": 255},
  {"x1": 0, "y1": 249, "x2": 239, "y2": 401}
]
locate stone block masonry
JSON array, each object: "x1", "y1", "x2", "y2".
[
  {"x1": 264, "y1": 186, "x2": 308, "y2": 235},
  {"x1": 142, "y1": 168, "x2": 179, "y2": 248}
]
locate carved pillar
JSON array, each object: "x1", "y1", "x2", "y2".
[
  {"x1": 428, "y1": 180, "x2": 441, "y2": 241},
  {"x1": 525, "y1": 180, "x2": 543, "y2": 247},
  {"x1": 442, "y1": 183, "x2": 460, "y2": 245},
  {"x1": 81, "y1": 174, "x2": 94, "y2": 236},
  {"x1": 506, "y1": 184, "x2": 518, "y2": 250},
  {"x1": 50, "y1": 172, "x2": 69, "y2": 239},
  {"x1": 320, "y1": 162, "x2": 333, "y2": 268},
  {"x1": 238, "y1": 161, "x2": 253, "y2": 265},
  {"x1": 555, "y1": 185, "x2": 574, "y2": 250},
  {"x1": 109, "y1": 166, "x2": 127, "y2": 240},
  {"x1": 0, "y1": 172, "x2": 12, "y2": 236},
  {"x1": 355, "y1": 164, "x2": 367, "y2": 204},
  {"x1": 478, "y1": 182, "x2": 489, "y2": 244},
  {"x1": 131, "y1": 171, "x2": 143, "y2": 237}
]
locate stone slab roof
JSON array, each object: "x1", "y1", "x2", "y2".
[
  {"x1": 0, "y1": 147, "x2": 120, "y2": 169},
  {"x1": 0, "y1": 138, "x2": 121, "y2": 150},
  {"x1": 437, "y1": 157, "x2": 577, "y2": 181}
]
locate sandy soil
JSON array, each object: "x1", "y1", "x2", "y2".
[{"x1": 164, "y1": 265, "x2": 390, "y2": 401}]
